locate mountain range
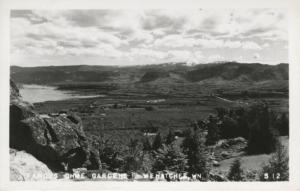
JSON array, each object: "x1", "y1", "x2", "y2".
[{"x1": 11, "y1": 62, "x2": 288, "y2": 84}]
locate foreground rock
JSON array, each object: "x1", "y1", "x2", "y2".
[
  {"x1": 10, "y1": 149, "x2": 54, "y2": 181},
  {"x1": 10, "y1": 80, "x2": 101, "y2": 173}
]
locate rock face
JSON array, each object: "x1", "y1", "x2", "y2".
[
  {"x1": 10, "y1": 149, "x2": 55, "y2": 181},
  {"x1": 10, "y1": 80, "x2": 101, "y2": 173}
]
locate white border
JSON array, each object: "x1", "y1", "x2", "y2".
[{"x1": 1, "y1": 0, "x2": 300, "y2": 190}]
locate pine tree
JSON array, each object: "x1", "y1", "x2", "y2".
[
  {"x1": 246, "y1": 105, "x2": 278, "y2": 154},
  {"x1": 152, "y1": 144, "x2": 187, "y2": 176},
  {"x1": 276, "y1": 113, "x2": 289, "y2": 136},
  {"x1": 227, "y1": 158, "x2": 244, "y2": 181},
  {"x1": 165, "y1": 128, "x2": 176, "y2": 145},
  {"x1": 182, "y1": 129, "x2": 209, "y2": 180},
  {"x1": 142, "y1": 137, "x2": 152, "y2": 151},
  {"x1": 123, "y1": 138, "x2": 143, "y2": 177},
  {"x1": 205, "y1": 115, "x2": 220, "y2": 145}
]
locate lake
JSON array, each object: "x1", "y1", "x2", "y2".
[{"x1": 19, "y1": 84, "x2": 102, "y2": 103}]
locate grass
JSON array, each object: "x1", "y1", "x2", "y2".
[{"x1": 211, "y1": 136, "x2": 289, "y2": 175}]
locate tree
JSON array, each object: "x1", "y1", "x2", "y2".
[
  {"x1": 182, "y1": 129, "x2": 209, "y2": 180},
  {"x1": 165, "y1": 128, "x2": 176, "y2": 145},
  {"x1": 259, "y1": 143, "x2": 289, "y2": 181},
  {"x1": 123, "y1": 138, "x2": 143, "y2": 178},
  {"x1": 219, "y1": 115, "x2": 239, "y2": 139},
  {"x1": 205, "y1": 115, "x2": 220, "y2": 145},
  {"x1": 227, "y1": 158, "x2": 244, "y2": 181},
  {"x1": 152, "y1": 133, "x2": 163, "y2": 150},
  {"x1": 246, "y1": 105, "x2": 278, "y2": 154},
  {"x1": 152, "y1": 144, "x2": 187, "y2": 176},
  {"x1": 215, "y1": 107, "x2": 227, "y2": 119},
  {"x1": 99, "y1": 142, "x2": 124, "y2": 172},
  {"x1": 276, "y1": 113, "x2": 289, "y2": 136}
]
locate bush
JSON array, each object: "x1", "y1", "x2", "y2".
[
  {"x1": 227, "y1": 158, "x2": 244, "y2": 181},
  {"x1": 259, "y1": 143, "x2": 289, "y2": 181},
  {"x1": 145, "y1": 106, "x2": 155, "y2": 111},
  {"x1": 99, "y1": 143, "x2": 124, "y2": 172}
]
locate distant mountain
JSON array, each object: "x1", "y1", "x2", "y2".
[
  {"x1": 185, "y1": 62, "x2": 288, "y2": 82},
  {"x1": 10, "y1": 62, "x2": 288, "y2": 87}
]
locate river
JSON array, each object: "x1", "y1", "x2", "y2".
[{"x1": 19, "y1": 84, "x2": 102, "y2": 104}]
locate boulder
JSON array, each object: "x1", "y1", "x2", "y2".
[
  {"x1": 209, "y1": 173, "x2": 227, "y2": 181},
  {"x1": 228, "y1": 137, "x2": 247, "y2": 145},
  {"x1": 10, "y1": 149, "x2": 55, "y2": 181},
  {"x1": 10, "y1": 80, "x2": 101, "y2": 173}
]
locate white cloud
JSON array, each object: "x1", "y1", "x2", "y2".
[
  {"x1": 151, "y1": 34, "x2": 262, "y2": 50},
  {"x1": 242, "y1": 41, "x2": 262, "y2": 50},
  {"x1": 10, "y1": 9, "x2": 288, "y2": 66}
]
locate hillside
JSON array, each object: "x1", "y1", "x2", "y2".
[
  {"x1": 10, "y1": 62, "x2": 289, "y2": 96},
  {"x1": 11, "y1": 62, "x2": 288, "y2": 83}
]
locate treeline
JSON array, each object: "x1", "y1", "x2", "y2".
[
  {"x1": 205, "y1": 102, "x2": 288, "y2": 154},
  {"x1": 89, "y1": 128, "x2": 210, "y2": 181}
]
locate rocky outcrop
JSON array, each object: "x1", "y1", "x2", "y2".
[
  {"x1": 10, "y1": 149, "x2": 55, "y2": 181},
  {"x1": 10, "y1": 80, "x2": 101, "y2": 173}
]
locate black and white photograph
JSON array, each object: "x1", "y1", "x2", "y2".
[
  {"x1": 8, "y1": 8, "x2": 291, "y2": 182},
  {"x1": 1, "y1": 0, "x2": 300, "y2": 189}
]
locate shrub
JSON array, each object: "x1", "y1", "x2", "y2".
[
  {"x1": 99, "y1": 144, "x2": 124, "y2": 172},
  {"x1": 227, "y1": 158, "x2": 244, "y2": 181},
  {"x1": 145, "y1": 106, "x2": 155, "y2": 111}
]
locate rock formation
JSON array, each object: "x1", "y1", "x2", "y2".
[
  {"x1": 10, "y1": 148, "x2": 55, "y2": 181},
  {"x1": 10, "y1": 80, "x2": 101, "y2": 178}
]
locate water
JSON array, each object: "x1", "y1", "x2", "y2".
[{"x1": 19, "y1": 84, "x2": 102, "y2": 103}]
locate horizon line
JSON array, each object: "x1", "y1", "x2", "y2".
[{"x1": 10, "y1": 61, "x2": 289, "y2": 68}]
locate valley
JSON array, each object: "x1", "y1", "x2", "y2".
[{"x1": 10, "y1": 62, "x2": 289, "y2": 181}]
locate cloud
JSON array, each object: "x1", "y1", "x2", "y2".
[
  {"x1": 10, "y1": 9, "x2": 288, "y2": 66},
  {"x1": 242, "y1": 41, "x2": 262, "y2": 50},
  {"x1": 253, "y1": 53, "x2": 260, "y2": 60},
  {"x1": 151, "y1": 34, "x2": 262, "y2": 50}
]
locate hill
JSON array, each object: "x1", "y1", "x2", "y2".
[
  {"x1": 10, "y1": 62, "x2": 289, "y2": 96},
  {"x1": 11, "y1": 62, "x2": 288, "y2": 84}
]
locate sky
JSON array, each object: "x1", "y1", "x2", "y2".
[{"x1": 10, "y1": 9, "x2": 288, "y2": 67}]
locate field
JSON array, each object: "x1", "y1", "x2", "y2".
[{"x1": 34, "y1": 87, "x2": 288, "y2": 145}]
